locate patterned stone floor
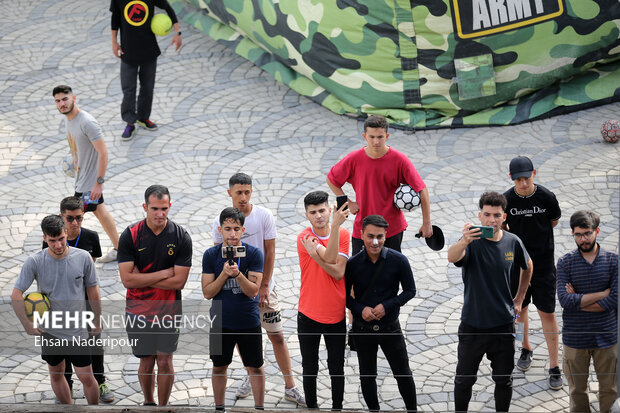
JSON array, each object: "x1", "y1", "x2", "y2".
[{"x1": 0, "y1": 1, "x2": 618, "y2": 411}]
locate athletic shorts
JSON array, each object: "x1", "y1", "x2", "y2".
[
  {"x1": 126, "y1": 320, "x2": 179, "y2": 358},
  {"x1": 74, "y1": 192, "x2": 104, "y2": 213},
  {"x1": 210, "y1": 325, "x2": 263, "y2": 368},
  {"x1": 522, "y1": 265, "x2": 557, "y2": 314},
  {"x1": 260, "y1": 287, "x2": 283, "y2": 333},
  {"x1": 41, "y1": 333, "x2": 92, "y2": 367}
]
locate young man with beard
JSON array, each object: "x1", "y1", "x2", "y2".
[
  {"x1": 117, "y1": 185, "x2": 192, "y2": 406},
  {"x1": 12, "y1": 215, "x2": 101, "y2": 405},
  {"x1": 297, "y1": 191, "x2": 349, "y2": 410},
  {"x1": 53, "y1": 85, "x2": 120, "y2": 263},
  {"x1": 557, "y1": 210, "x2": 618, "y2": 413}
]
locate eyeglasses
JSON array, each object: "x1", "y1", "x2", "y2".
[
  {"x1": 572, "y1": 231, "x2": 595, "y2": 240},
  {"x1": 65, "y1": 215, "x2": 83, "y2": 223}
]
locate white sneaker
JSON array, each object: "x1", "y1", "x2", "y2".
[
  {"x1": 235, "y1": 376, "x2": 251, "y2": 398},
  {"x1": 98, "y1": 249, "x2": 117, "y2": 263},
  {"x1": 284, "y1": 386, "x2": 306, "y2": 407}
]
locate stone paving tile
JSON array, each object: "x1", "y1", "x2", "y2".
[{"x1": 0, "y1": 0, "x2": 618, "y2": 412}]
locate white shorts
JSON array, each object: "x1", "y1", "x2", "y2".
[{"x1": 260, "y1": 287, "x2": 283, "y2": 333}]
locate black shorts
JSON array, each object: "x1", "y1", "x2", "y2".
[
  {"x1": 210, "y1": 325, "x2": 263, "y2": 368},
  {"x1": 74, "y1": 192, "x2": 104, "y2": 213},
  {"x1": 40, "y1": 333, "x2": 92, "y2": 367},
  {"x1": 522, "y1": 265, "x2": 557, "y2": 314},
  {"x1": 126, "y1": 319, "x2": 179, "y2": 358}
]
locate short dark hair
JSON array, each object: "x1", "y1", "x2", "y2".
[
  {"x1": 229, "y1": 173, "x2": 252, "y2": 188},
  {"x1": 478, "y1": 191, "x2": 507, "y2": 212},
  {"x1": 570, "y1": 210, "x2": 600, "y2": 230},
  {"x1": 219, "y1": 207, "x2": 245, "y2": 226},
  {"x1": 362, "y1": 215, "x2": 389, "y2": 231},
  {"x1": 41, "y1": 214, "x2": 65, "y2": 237},
  {"x1": 303, "y1": 191, "x2": 329, "y2": 209},
  {"x1": 52, "y1": 85, "x2": 72, "y2": 96},
  {"x1": 363, "y1": 115, "x2": 389, "y2": 132},
  {"x1": 60, "y1": 196, "x2": 83, "y2": 214},
  {"x1": 145, "y1": 185, "x2": 170, "y2": 204}
]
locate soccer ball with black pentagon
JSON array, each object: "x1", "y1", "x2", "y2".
[
  {"x1": 393, "y1": 184, "x2": 420, "y2": 211},
  {"x1": 23, "y1": 292, "x2": 51, "y2": 321}
]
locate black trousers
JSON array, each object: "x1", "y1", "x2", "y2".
[
  {"x1": 353, "y1": 320, "x2": 417, "y2": 412},
  {"x1": 297, "y1": 312, "x2": 345, "y2": 409},
  {"x1": 352, "y1": 231, "x2": 403, "y2": 256},
  {"x1": 120, "y1": 58, "x2": 157, "y2": 124},
  {"x1": 454, "y1": 322, "x2": 514, "y2": 412}
]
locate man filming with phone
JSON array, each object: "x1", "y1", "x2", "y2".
[
  {"x1": 202, "y1": 207, "x2": 265, "y2": 411},
  {"x1": 448, "y1": 191, "x2": 533, "y2": 412}
]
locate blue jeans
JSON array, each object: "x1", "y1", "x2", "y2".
[{"x1": 120, "y1": 58, "x2": 157, "y2": 124}]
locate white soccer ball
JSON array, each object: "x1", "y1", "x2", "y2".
[
  {"x1": 393, "y1": 184, "x2": 420, "y2": 211},
  {"x1": 62, "y1": 154, "x2": 75, "y2": 178}
]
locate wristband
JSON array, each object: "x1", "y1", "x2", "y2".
[
  {"x1": 176, "y1": 31, "x2": 182, "y2": 36},
  {"x1": 231, "y1": 271, "x2": 240, "y2": 279}
]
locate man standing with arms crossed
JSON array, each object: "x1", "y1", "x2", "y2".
[
  {"x1": 297, "y1": 191, "x2": 349, "y2": 410},
  {"x1": 327, "y1": 115, "x2": 432, "y2": 254},
  {"x1": 203, "y1": 207, "x2": 265, "y2": 411},
  {"x1": 211, "y1": 173, "x2": 305, "y2": 406},
  {"x1": 12, "y1": 215, "x2": 101, "y2": 405},
  {"x1": 557, "y1": 210, "x2": 617, "y2": 413},
  {"x1": 118, "y1": 185, "x2": 192, "y2": 406},
  {"x1": 345, "y1": 215, "x2": 417, "y2": 412},
  {"x1": 110, "y1": 0, "x2": 182, "y2": 139},
  {"x1": 504, "y1": 156, "x2": 562, "y2": 389},
  {"x1": 448, "y1": 192, "x2": 532, "y2": 412},
  {"x1": 53, "y1": 85, "x2": 120, "y2": 263},
  {"x1": 43, "y1": 197, "x2": 115, "y2": 403}
]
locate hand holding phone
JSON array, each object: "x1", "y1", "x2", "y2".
[
  {"x1": 336, "y1": 195, "x2": 348, "y2": 211},
  {"x1": 471, "y1": 225, "x2": 494, "y2": 238}
]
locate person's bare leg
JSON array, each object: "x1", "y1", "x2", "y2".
[
  {"x1": 539, "y1": 310, "x2": 560, "y2": 368},
  {"x1": 49, "y1": 361, "x2": 73, "y2": 404},
  {"x1": 268, "y1": 331, "x2": 295, "y2": 389},
  {"x1": 138, "y1": 356, "x2": 156, "y2": 405},
  {"x1": 74, "y1": 364, "x2": 99, "y2": 405},
  {"x1": 248, "y1": 365, "x2": 265, "y2": 407},
  {"x1": 92, "y1": 203, "x2": 119, "y2": 249},
  {"x1": 213, "y1": 365, "x2": 228, "y2": 407},
  {"x1": 156, "y1": 353, "x2": 174, "y2": 406},
  {"x1": 520, "y1": 306, "x2": 532, "y2": 351}
]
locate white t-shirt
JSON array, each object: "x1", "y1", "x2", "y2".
[{"x1": 212, "y1": 205, "x2": 277, "y2": 291}]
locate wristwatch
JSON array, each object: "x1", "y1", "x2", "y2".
[{"x1": 97, "y1": 177, "x2": 105, "y2": 184}]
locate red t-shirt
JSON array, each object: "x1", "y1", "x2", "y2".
[
  {"x1": 297, "y1": 227, "x2": 350, "y2": 324},
  {"x1": 328, "y1": 147, "x2": 426, "y2": 238}
]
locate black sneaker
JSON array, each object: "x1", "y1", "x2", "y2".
[
  {"x1": 121, "y1": 124, "x2": 136, "y2": 140},
  {"x1": 136, "y1": 119, "x2": 158, "y2": 131},
  {"x1": 517, "y1": 348, "x2": 533, "y2": 371},
  {"x1": 548, "y1": 366, "x2": 563, "y2": 390}
]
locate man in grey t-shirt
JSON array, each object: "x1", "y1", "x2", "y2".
[
  {"x1": 12, "y1": 215, "x2": 102, "y2": 405},
  {"x1": 448, "y1": 192, "x2": 532, "y2": 413},
  {"x1": 53, "y1": 85, "x2": 119, "y2": 263}
]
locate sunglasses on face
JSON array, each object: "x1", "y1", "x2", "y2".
[{"x1": 65, "y1": 215, "x2": 83, "y2": 223}]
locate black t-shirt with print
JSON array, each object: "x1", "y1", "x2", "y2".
[
  {"x1": 110, "y1": 0, "x2": 178, "y2": 65},
  {"x1": 504, "y1": 184, "x2": 561, "y2": 267}
]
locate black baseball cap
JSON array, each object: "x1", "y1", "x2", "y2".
[{"x1": 509, "y1": 156, "x2": 534, "y2": 179}]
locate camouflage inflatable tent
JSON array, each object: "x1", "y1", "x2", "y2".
[{"x1": 171, "y1": 0, "x2": 620, "y2": 128}]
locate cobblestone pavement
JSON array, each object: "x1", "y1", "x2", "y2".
[{"x1": 0, "y1": 1, "x2": 618, "y2": 411}]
